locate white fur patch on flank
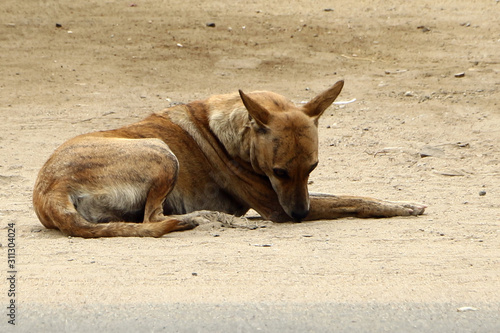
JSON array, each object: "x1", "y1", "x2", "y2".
[
  {"x1": 71, "y1": 183, "x2": 148, "y2": 222},
  {"x1": 105, "y1": 184, "x2": 147, "y2": 210}
]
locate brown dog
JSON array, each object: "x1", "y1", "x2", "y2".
[{"x1": 33, "y1": 80, "x2": 426, "y2": 237}]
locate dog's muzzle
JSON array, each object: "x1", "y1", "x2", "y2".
[{"x1": 291, "y1": 209, "x2": 309, "y2": 222}]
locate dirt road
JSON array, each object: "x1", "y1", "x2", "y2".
[{"x1": 1, "y1": 0, "x2": 499, "y2": 331}]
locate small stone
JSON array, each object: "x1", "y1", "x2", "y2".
[
  {"x1": 206, "y1": 22, "x2": 216, "y2": 28},
  {"x1": 455, "y1": 72, "x2": 466, "y2": 78},
  {"x1": 323, "y1": 8, "x2": 334, "y2": 12},
  {"x1": 479, "y1": 190, "x2": 486, "y2": 196},
  {"x1": 420, "y1": 145, "x2": 445, "y2": 158},
  {"x1": 457, "y1": 306, "x2": 478, "y2": 312},
  {"x1": 192, "y1": 272, "x2": 198, "y2": 276}
]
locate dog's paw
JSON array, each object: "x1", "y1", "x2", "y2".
[
  {"x1": 173, "y1": 210, "x2": 226, "y2": 231},
  {"x1": 174, "y1": 211, "x2": 261, "y2": 230},
  {"x1": 173, "y1": 214, "x2": 202, "y2": 231},
  {"x1": 388, "y1": 201, "x2": 427, "y2": 216}
]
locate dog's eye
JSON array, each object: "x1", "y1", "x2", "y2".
[
  {"x1": 273, "y1": 168, "x2": 290, "y2": 179},
  {"x1": 309, "y1": 162, "x2": 318, "y2": 174}
]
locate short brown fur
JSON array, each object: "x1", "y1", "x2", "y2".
[{"x1": 33, "y1": 80, "x2": 426, "y2": 237}]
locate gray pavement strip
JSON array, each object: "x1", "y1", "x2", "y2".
[{"x1": 3, "y1": 302, "x2": 499, "y2": 332}]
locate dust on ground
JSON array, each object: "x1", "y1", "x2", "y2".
[{"x1": 1, "y1": 0, "x2": 499, "y2": 330}]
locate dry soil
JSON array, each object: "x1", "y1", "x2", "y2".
[{"x1": 1, "y1": 0, "x2": 499, "y2": 331}]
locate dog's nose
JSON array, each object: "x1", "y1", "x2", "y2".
[{"x1": 291, "y1": 210, "x2": 309, "y2": 222}]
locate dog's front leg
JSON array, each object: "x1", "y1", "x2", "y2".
[{"x1": 306, "y1": 193, "x2": 426, "y2": 220}]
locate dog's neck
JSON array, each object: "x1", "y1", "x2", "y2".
[
  {"x1": 164, "y1": 94, "x2": 264, "y2": 176},
  {"x1": 208, "y1": 103, "x2": 253, "y2": 163}
]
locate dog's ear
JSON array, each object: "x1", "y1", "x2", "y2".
[
  {"x1": 303, "y1": 80, "x2": 344, "y2": 118},
  {"x1": 239, "y1": 90, "x2": 271, "y2": 129}
]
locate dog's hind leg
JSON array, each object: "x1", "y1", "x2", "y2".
[
  {"x1": 36, "y1": 190, "x2": 181, "y2": 238},
  {"x1": 306, "y1": 193, "x2": 426, "y2": 220},
  {"x1": 141, "y1": 172, "x2": 200, "y2": 232},
  {"x1": 33, "y1": 137, "x2": 192, "y2": 237}
]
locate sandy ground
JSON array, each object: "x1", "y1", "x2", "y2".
[{"x1": 1, "y1": 0, "x2": 499, "y2": 331}]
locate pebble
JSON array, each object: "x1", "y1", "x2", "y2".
[
  {"x1": 206, "y1": 22, "x2": 216, "y2": 27},
  {"x1": 419, "y1": 145, "x2": 445, "y2": 158},
  {"x1": 457, "y1": 306, "x2": 478, "y2": 312},
  {"x1": 479, "y1": 190, "x2": 486, "y2": 196},
  {"x1": 455, "y1": 72, "x2": 466, "y2": 78}
]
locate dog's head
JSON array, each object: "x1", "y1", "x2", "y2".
[{"x1": 239, "y1": 80, "x2": 344, "y2": 221}]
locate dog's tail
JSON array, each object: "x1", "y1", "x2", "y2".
[{"x1": 33, "y1": 191, "x2": 179, "y2": 238}]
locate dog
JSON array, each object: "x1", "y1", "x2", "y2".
[{"x1": 33, "y1": 80, "x2": 426, "y2": 237}]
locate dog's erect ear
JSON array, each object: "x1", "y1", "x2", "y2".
[
  {"x1": 303, "y1": 80, "x2": 344, "y2": 118},
  {"x1": 239, "y1": 90, "x2": 271, "y2": 129}
]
